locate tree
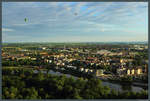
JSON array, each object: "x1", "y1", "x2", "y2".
[
  {"x1": 23, "y1": 87, "x2": 39, "y2": 99},
  {"x1": 110, "y1": 89, "x2": 118, "y2": 99},
  {"x1": 2, "y1": 68, "x2": 148, "y2": 99}
]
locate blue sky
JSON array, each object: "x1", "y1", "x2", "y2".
[{"x1": 2, "y1": 2, "x2": 148, "y2": 43}]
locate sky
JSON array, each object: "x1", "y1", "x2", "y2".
[{"x1": 2, "y1": 2, "x2": 148, "y2": 43}]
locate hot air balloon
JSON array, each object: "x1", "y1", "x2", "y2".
[
  {"x1": 74, "y1": 13, "x2": 78, "y2": 16},
  {"x1": 24, "y1": 18, "x2": 27, "y2": 22}
]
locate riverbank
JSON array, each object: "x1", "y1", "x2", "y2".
[
  {"x1": 3, "y1": 66, "x2": 148, "y2": 91},
  {"x1": 97, "y1": 76, "x2": 148, "y2": 89}
]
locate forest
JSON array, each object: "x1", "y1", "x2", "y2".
[{"x1": 2, "y1": 68, "x2": 148, "y2": 99}]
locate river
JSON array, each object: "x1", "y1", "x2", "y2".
[{"x1": 34, "y1": 70, "x2": 146, "y2": 93}]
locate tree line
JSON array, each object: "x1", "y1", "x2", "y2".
[{"x1": 2, "y1": 68, "x2": 148, "y2": 99}]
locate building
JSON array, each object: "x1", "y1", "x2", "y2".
[
  {"x1": 88, "y1": 69, "x2": 94, "y2": 73},
  {"x1": 79, "y1": 68, "x2": 84, "y2": 72},
  {"x1": 135, "y1": 67, "x2": 142, "y2": 75},
  {"x1": 94, "y1": 69, "x2": 104, "y2": 76},
  {"x1": 144, "y1": 64, "x2": 148, "y2": 74},
  {"x1": 31, "y1": 58, "x2": 36, "y2": 60},
  {"x1": 117, "y1": 67, "x2": 126, "y2": 75},
  {"x1": 127, "y1": 69, "x2": 130, "y2": 75},
  {"x1": 40, "y1": 52, "x2": 48, "y2": 55},
  {"x1": 131, "y1": 69, "x2": 135, "y2": 75},
  {"x1": 126, "y1": 67, "x2": 142, "y2": 75},
  {"x1": 84, "y1": 69, "x2": 89, "y2": 73}
]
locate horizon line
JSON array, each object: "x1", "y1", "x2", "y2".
[{"x1": 2, "y1": 41, "x2": 148, "y2": 44}]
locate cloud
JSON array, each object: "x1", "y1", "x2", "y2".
[
  {"x1": 2, "y1": 2, "x2": 148, "y2": 42},
  {"x1": 13, "y1": 22, "x2": 41, "y2": 26},
  {"x1": 2, "y1": 28, "x2": 14, "y2": 32}
]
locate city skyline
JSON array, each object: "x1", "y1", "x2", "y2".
[{"x1": 2, "y1": 2, "x2": 148, "y2": 43}]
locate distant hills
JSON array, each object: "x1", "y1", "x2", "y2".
[{"x1": 3, "y1": 41, "x2": 148, "y2": 45}]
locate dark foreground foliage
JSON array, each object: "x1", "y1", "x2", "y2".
[{"x1": 2, "y1": 68, "x2": 148, "y2": 99}]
